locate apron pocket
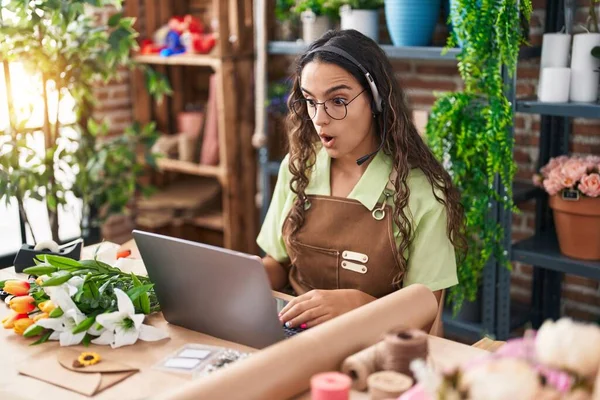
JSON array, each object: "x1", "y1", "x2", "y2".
[{"x1": 290, "y1": 240, "x2": 339, "y2": 290}]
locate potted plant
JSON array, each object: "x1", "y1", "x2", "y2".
[
  {"x1": 533, "y1": 155, "x2": 600, "y2": 261},
  {"x1": 0, "y1": 1, "x2": 170, "y2": 246},
  {"x1": 384, "y1": 0, "x2": 441, "y2": 47},
  {"x1": 425, "y1": 0, "x2": 533, "y2": 313},
  {"x1": 335, "y1": 0, "x2": 383, "y2": 42},
  {"x1": 274, "y1": 0, "x2": 300, "y2": 41},
  {"x1": 292, "y1": 0, "x2": 338, "y2": 44}
]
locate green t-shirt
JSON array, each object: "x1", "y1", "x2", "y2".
[{"x1": 257, "y1": 146, "x2": 458, "y2": 292}]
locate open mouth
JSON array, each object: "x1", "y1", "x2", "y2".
[{"x1": 321, "y1": 134, "x2": 334, "y2": 143}]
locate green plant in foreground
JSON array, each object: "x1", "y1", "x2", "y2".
[{"x1": 426, "y1": 0, "x2": 533, "y2": 312}]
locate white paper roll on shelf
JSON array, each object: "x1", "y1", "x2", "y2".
[
  {"x1": 538, "y1": 67, "x2": 571, "y2": 103},
  {"x1": 571, "y1": 33, "x2": 600, "y2": 71},
  {"x1": 569, "y1": 69, "x2": 600, "y2": 103},
  {"x1": 540, "y1": 33, "x2": 572, "y2": 68},
  {"x1": 33, "y1": 240, "x2": 60, "y2": 253}
]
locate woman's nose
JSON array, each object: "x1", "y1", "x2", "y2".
[{"x1": 313, "y1": 104, "x2": 330, "y2": 126}]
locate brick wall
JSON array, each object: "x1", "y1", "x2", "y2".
[
  {"x1": 393, "y1": 1, "x2": 600, "y2": 322},
  {"x1": 91, "y1": 6, "x2": 134, "y2": 136},
  {"x1": 90, "y1": 5, "x2": 135, "y2": 244}
]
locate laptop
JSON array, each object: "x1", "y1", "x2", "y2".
[{"x1": 132, "y1": 230, "x2": 302, "y2": 349}]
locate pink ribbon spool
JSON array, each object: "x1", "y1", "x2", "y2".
[{"x1": 311, "y1": 372, "x2": 352, "y2": 400}]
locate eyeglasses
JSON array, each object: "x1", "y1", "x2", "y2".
[{"x1": 292, "y1": 89, "x2": 366, "y2": 121}]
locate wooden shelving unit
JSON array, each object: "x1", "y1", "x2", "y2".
[
  {"x1": 125, "y1": 0, "x2": 257, "y2": 254},
  {"x1": 156, "y1": 158, "x2": 224, "y2": 181},
  {"x1": 133, "y1": 54, "x2": 221, "y2": 68}
]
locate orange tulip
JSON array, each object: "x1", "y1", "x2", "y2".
[
  {"x1": 13, "y1": 318, "x2": 34, "y2": 335},
  {"x1": 1, "y1": 312, "x2": 28, "y2": 329},
  {"x1": 38, "y1": 300, "x2": 55, "y2": 314},
  {"x1": 3, "y1": 280, "x2": 30, "y2": 296},
  {"x1": 9, "y1": 296, "x2": 36, "y2": 314},
  {"x1": 32, "y1": 312, "x2": 49, "y2": 322}
]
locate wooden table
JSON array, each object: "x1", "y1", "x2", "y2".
[{"x1": 0, "y1": 243, "x2": 490, "y2": 400}]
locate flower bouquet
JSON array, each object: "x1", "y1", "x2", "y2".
[
  {"x1": 1, "y1": 244, "x2": 168, "y2": 348},
  {"x1": 403, "y1": 318, "x2": 600, "y2": 400},
  {"x1": 532, "y1": 155, "x2": 600, "y2": 260}
]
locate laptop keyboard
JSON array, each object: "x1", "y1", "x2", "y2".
[{"x1": 283, "y1": 325, "x2": 306, "y2": 338}]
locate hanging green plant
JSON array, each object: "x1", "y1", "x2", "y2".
[{"x1": 425, "y1": 0, "x2": 532, "y2": 312}]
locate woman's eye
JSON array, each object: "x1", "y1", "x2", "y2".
[
  {"x1": 331, "y1": 98, "x2": 346, "y2": 106},
  {"x1": 306, "y1": 99, "x2": 316, "y2": 107}
]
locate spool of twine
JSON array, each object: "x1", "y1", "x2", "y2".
[
  {"x1": 341, "y1": 328, "x2": 428, "y2": 391},
  {"x1": 375, "y1": 328, "x2": 428, "y2": 379},
  {"x1": 367, "y1": 371, "x2": 414, "y2": 400},
  {"x1": 340, "y1": 342, "x2": 385, "y2": 391},
  {"x1": 311, "y1": 372, "x2": 352, "y2": 400}
]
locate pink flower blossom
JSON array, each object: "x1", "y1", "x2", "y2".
[
  {"x1": 540, "y1": 156, "x2": 568, "y2": 178},
  {"x1": 535, "y1": 364, "x2": 574, "y2": 393},
  {"x1": 578, "y1": 173, "x2": 600, "y2": 197},
  {"x1": 532, "y1": 174, "x2": 543, "y2": 188},
  {"x1": 543, "y1": 168, "x2": 566, "y2": 195},
  {"x1": 560, "y1": 159, "x2": 589, "y2": 185}
]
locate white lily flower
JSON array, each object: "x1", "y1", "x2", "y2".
[
  {"x1": 87, "y1": 321, "x2": 106, "y2": 337},
  {"x1": 94, "y1": 243, "x2": 121, "y2": 265},
  {"x1": 91, "y1": 288, "x2": 168, "y2": 349},
  {"x1": 39, "y1": 272, "x2": 84, "y2": 298},
  {"x1": 34, "y1": 286, "x2": 87, "y2": 346}
]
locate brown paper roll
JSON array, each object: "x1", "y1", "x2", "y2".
[
  {"x1": 160, "y1": 284, "x2": 437, "y2": 400},
  {"x1": 340, "y1": 342, "x2": 385, "y2": 391}
]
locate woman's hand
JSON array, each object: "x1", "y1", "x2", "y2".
[{"x1": 279, "y1": 289, "x2": 375, "y2": 329}]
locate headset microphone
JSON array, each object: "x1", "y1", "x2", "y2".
[{"x1": 356, "y1": 106, "x2": 387, "y2": 166}]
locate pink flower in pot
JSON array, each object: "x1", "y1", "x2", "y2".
[
  {"x1": 560, "y1": 159, "x2": 589, "y2": 186},
  {"x1": 543, "y1": 168, "x2": 566, "y2": 195},
  {"x1": 540, "y1": 155, "x2": 568, "y2": 178},
  {"x1": 578, "y1": 173, "x2": 600, "y2": 198}
]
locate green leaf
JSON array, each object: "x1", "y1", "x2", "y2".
[
  {"x1": 82, "y1": 333, "x2": 93, "y2": 347},
  {"x1": 49, "y1": 307, "x2": 64, "y2": 318},
  {"x1": 126, "y1": 283, "x2": 154, "y2": 303},
  {"x1": 108, "y1": 12, "x2": 123, "y2": 27},
  {"x1": 23, "y1": 324, "x2": 45, "y2": 338},
  {"x1": 22, "y1": 266, "x2": 59, "y2": 276},
  {"x1": 37, "y1": 255, "x2": 81, "y2": 269},
  {"x1": 41, "y1": 273, "x2": 74, "y2": 287},
  {"x1": 72, "y1": 315, "x2": 96, "y2": 334},
  {"x1": 30, "y1": 330, "x2": 53, "y2": 346},
  {"x1": 88, "y1": 280, "x2": 100, "y2": 300},
  {"x1": 0, "y1": 280, "x2": 6, "y2": 289}
]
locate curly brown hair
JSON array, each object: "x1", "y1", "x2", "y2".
[{"x1": 283, "y1": 30, "x2": 466, "y2": 287}]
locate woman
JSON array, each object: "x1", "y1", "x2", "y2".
[{"x1": 257, "y1": 30, "x2": 465, "y2": 330}]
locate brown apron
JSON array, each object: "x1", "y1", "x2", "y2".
[{"x1": 282, "y1": 188, "x2": 445, "y2": 336}]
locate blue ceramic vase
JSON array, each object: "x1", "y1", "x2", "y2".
[{"x1": 385, "y1": 0, "x2": 442, "y2": 47}]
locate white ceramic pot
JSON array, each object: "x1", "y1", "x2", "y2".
[
  {"x1": 301, "y1": 11, "x2": 331, "y2": 44},
  {"x1": 540, "y1": 33, "x2": 572, "y2": 68},
  {"x1": 538, "y1": 67, "x2": 571, "y2": 103},
  {"x1": 569, "y1": 69, "x2": 600, "y2": 102},
  {"x1": 339, "y1": 6, "x2": 379, "y2": 42},
  {"x1": 571, "y1": 33, "x2": 600, "y2": 71}
]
